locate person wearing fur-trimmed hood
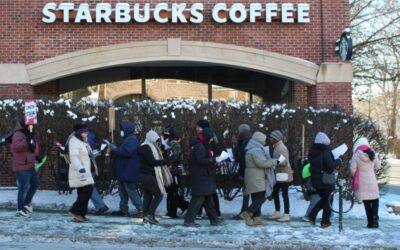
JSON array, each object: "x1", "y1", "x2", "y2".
[{"x1": 139, "y1": 130, "x2": 173, "y2": 224}]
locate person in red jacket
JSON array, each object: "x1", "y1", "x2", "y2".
[{"x1": 10, "y1": 118, "x2": 40, "y2": 217}]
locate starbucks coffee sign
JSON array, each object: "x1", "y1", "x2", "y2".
[{"x1": 42, "y1": 2, "x2": 310, "y2": 24}]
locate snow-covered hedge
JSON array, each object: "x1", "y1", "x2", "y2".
[{"x1": 0, "y1": 98, "x2": 389, "y2": 191}]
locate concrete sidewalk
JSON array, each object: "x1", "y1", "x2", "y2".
[{"x1": 0, "y1": 209, "x2": 399, "y2": 249}]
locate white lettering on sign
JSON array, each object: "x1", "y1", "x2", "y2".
[{"x1": 42, "y1": 2, "x2": 311, "y2": 24}]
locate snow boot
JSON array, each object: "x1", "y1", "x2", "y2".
[
  {"x1": 277, "y1": 214, "x2": 291, "y2": 222},
  {"x1": 321, "y1": 222, "x2": 332, "y2": 228},
  {"x1": 268, "y1": 211, "x2": 281, "y2": 220},
  {"x1": 240, "y1": 211, "x2": 254, "y2": 226},
  {"x1": 69, "y1": 212, "x2": 85, "y2": 222},
  {"x1": 371, "y1": 216, "x2": 379, "y2": 228},
  {"x1": 253, "y1": 217, "x2": 267, "y2": 225}
]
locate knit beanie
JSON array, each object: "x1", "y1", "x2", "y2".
[
  {"x1": 203, "y1": 127, "x2": 214, "y2": 142},
  {"x1": 73, "y1": 123, "x2": 88, "y2": 134},
  {"x1": 314, "y1": 132, "x2": 331, "y2": 146},
  {"x1": 197, "y1": 119, "x2": 210, "y2": 129},
  {"x1": 270, "y1": 130, "x2": 284, "y2": 141},
  {"x1": 238, "y1": 124, "x2": 251, "y2": 134}
]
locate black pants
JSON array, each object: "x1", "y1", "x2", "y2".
[
  {"x1": 166, "y1": 178, "x2": 189, "y2": 217},
  {"x1": 363, "y1": 199, "x2": 379, "y2": 224},
  {"x1": 240, "y1": 194, "x2": 250, "y2": 213},
  {"x1": 70, "y1": 185, "x2": 93, "y2": 217},
  {"x1": 185, "y1": 195, "x2": 219, "y2": 224},
  {"x1": 140, "y1": 174, "x2": 163, "y2": 217},
  {"x1": 247, "y1": 191, "x2": 266, "y2": 217},
  {"x1": 273, "y1": 182, "x2": 290, "y2": 214},
  {"x1": 198, "y1": 193, "x2": 221, "y2": 216},
  {"x1": 308, "y1": 188, "x2": 333, "y2": 224}
]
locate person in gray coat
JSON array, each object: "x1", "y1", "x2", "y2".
[{"x1": 240, "y1": 131, "x2": 279, "y2": 226}]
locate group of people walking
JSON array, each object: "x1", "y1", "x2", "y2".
[{"x1": 9, "y1": 116, "x2": 382, "y2": 229}]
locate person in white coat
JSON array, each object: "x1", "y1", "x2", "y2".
[
  {"x1": 350, "y1": 137, "x2": 381, "y2": 228},
  {"x1": 68, "y1": 123, "x2": 95, "y2": 222}
]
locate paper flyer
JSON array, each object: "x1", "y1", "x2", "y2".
[{"x1": 332, "y1": 143, "x2": 348, "y2": 160}]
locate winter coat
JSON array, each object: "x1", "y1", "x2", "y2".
[
  {"x1": 10, "y1": 122, "x2": 38, "y2": 172},
  {"x1": 350, "y1": 150, "x2": 381, "y2": 200},
  {"x1": 139, "y1": 144, "x2": 169, "y2": 176},
  {"x1": 234, "y1": 135, "x2": 251, "y2": 177},
  {"x1": 188, "y1": 137, "x2": 216, "y2": 196},
  {"x1": 68, "y1": 135, "x2": 94, "y2": 188},
  {"x1": 308, "y1": 143, "x2": 341, "y2": 189},
  {"x1": 113, "y1": 121, "x2": 141, "y2": 182},
  {"x1": 272, "y1": 140, "x2": 293, "y2": 183},
  {"x1": 244, "y1": 134, "x2": 278, "y2": 195}
]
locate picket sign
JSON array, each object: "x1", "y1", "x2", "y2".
[{"x1": 24, "y1": 99, "x2": 38, "y2": 126}]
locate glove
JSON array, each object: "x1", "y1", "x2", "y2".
[
  {"x1": 338, "y1": 155, "x2": 344, "y2": 162},
  {"x1": 79, "y1": 168, "x2": 86, "y2": 174},
  {"x1": 215, "y1": 156, "x2": 222, "y2": 163},
  {"x1": 276, "y1": 159, "x2": 280, "y2": 166},
  {"x1": 109, "y1": 143, "x2": 117, "y2": 151}
]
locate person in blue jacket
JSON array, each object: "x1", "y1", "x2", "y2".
[{"x1": 110, "y1": 120, "x2": 143, "y2": 216}]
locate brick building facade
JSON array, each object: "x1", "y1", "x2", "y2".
[{"x1": 0, "y1": 1, "x2": 353, "y2": 187}]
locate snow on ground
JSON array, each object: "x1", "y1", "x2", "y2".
[{"x1": 0, "y1": 187, "x2": 399, "y2": 249}]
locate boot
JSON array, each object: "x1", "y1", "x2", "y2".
[
  {"x1": 371, "y1": 216, "x2": 379, "y2": 228},
  {"x1": 268, "y1": 211, "x2": 281, "y2": 220},
  {"x1": 253, "y1": 216, "x2": 267, "y2": 225},
  {"x1": 240, "y1": 211, "x2": 254, "y2": 226},
  {"x1": 277, "y1": 213, "x2": 290, "y2": 222}
]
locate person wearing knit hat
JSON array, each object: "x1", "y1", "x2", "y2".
[
  {"x1": 306, "y1": 131, "x2": 342, "y2": 228},
  {"x1": 68, "y1": 122, "x2": 94, "y2": 222},
  {"x1": 268, "y1": 130, "x2": 293, "y2": 222},
  {"x1": 350, "y1": 137, "x2": 381, "y2": 228},
  {"x1": 232, "y1": 124, "x2": 252, "y2": 220}
]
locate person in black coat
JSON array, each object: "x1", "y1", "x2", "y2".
[
  {"x1": 307, "y1": 132, "x2": 343, "y2": 228},
  {"x1": 183, "y1": 128, "x2": 221, "y2": 227},
  {"x1": 232, "y1": 124, "x2": 251, "y2": 220},
  {"x1": 139, "y1": 130, "x2": 171, "y2": 224}
]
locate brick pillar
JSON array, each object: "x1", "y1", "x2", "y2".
[
  {"x1": 33, "y1": 80, "x2": 59, "y2": 97},
  {"x1": 0, "y1": 84, "x2": 34, "y2": 98},
  {"x1": 293, "y1": 82, "x2": 308, "y2": 107},
  {"x1": 307, "y1": 85, "x2": 317, "y2": 108},
  {"x1": 315, "y1": 82, "x2": 352, "y2": 113}
]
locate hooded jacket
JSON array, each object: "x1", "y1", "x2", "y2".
[
  {"x1": 350, "y1": 150, "x2": 381, "y2": 200},
  {"x1": 68, "y1": 134, "x2": 94, "y2": 188},
  {"x1": 10, "y1": 121, "x2": 38, "y2": 172},
  {"x1": 113, "y1": 121, "x2": 141, "y2": 182},
  {"x1": 244, "y1": 132, "x2": 277, "y2": 195},
  {"x1": 272, "y1": 140, "x2": 293, "y2": 183}
]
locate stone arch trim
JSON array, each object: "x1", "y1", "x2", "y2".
[{"x1": 26, "y1": 39, "x2": 319, "y2": 86}]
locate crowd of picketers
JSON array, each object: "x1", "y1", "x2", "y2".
[{"x1": 7, "y1": 117, "x2": 381, "y2": 228}]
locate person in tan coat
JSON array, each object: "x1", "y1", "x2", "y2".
[
  {"x1": 68, "y1": 123, "x2": 95, "y2": 222},
  {"x1": 350, "y1": 137, "x2": 381, "y2": 228},
  {"x1": 268, "y1": 130, "x2": 293, "y2": 222},
  {"x1": 240, "y1": 131, "x2": 279, "y2": 226}
]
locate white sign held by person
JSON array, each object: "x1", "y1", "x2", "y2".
[{"x1": 24, "y1": 99, "x2": 38, "y2": 125}]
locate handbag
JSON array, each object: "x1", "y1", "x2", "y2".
[
  {"x1": 321, "y1": 154, "x2": 336, "y2": 185},
  {"x1": 276, "y1": 173, "x2": 289, "y2": 182}
]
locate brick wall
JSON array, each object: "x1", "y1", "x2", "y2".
[
  {"x1": 0, "y1": 84, "x2": 33, "y2": 98},
  {"x1": 315, "y1": 82, "x2": 353, "y2": 113},
  {"x1": 33, "y1": 80, "x2": 59, "y2": 97},
  {"x1": 0, "y1": 0, "x2": 349, "y2": 65}
]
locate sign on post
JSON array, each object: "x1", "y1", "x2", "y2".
[{"x1": 24, "y1": 99, "x2": 38, "y2": 125}]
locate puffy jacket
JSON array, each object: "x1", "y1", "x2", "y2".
[
  {"x1": 308, "y1": 143, "x2": 341, "y2": 189},
  {"x1": 68, "y1": 135, "x2": 94, "y2": 188},
  {"x1": 350, "y1": 150, "x2": 381, "y2": 200},
  {"x1": 113, "y1": 121, "x2": 141, "y2": 182},
  {"x1": 10, "y1": 122, "x2": 38, "y2": 172},
  {"x1": 188, "y1": 137, "x2": 216, "y2": 196}
]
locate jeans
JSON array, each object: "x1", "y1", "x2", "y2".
[
  {"x1": 91, "y1": 186, "x2": 106, "y2": 210},
  {"x1": 185, "y1": 195, "x2": 219, "y2": 224},
  {"x1": 70, "y1": 185, "x2": 93, "y2": 217},
  {"x1": 118, "y1": 181, "x2": 143, "y2": 212},
  {"x1": 305, "y1": 193, "x2": 320, "y2": 217},
  {"x1": 16, "y1": 169, "x2": 40, "y2": 211},
  {"x1": 247, "y1": 191, "x2": 266, "y2": 217},
  {"x1": 273, "y1": 182, "x2": 290, "y2": 214}
]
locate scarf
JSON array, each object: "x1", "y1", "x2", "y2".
[{"x1": 141, "y1": 139, "x2": 173, "y2": 194}]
